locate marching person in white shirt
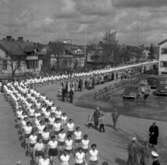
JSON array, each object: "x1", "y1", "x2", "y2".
[
  {"x1": 58, "y1": 129, "x2": 66, "y2": 150},
  {"x1": 74, "y1": 147, "x2": 86, "y2": 165},
  {"x1": 47, "y1": 135, "x2": 58, "y2": 164},
  {"x1": 33, "y1": 138, "x2": 45, "y2": 164},
  {"x1": 74, "y1": 126, "x2": 82, "y2": 148},
  {"x1": 38, "y1": 153, "x2": 50, "y2": 165},
  {"x1": 61, "y1": 112, "x2": 68, "y2": 126},
  {"x1": 28, "y1": 130, "x2": 38, "y2": 157},
  {"x1": 55, "y1": 107, "x2": 62, "y2": 119},
  {"x1": 59, "y1": 150, "x2": 70, "y2": 165},
  {"x1": 81, "y1": 134, "x2": 90, "y2": 153},
  {"x1": 88, "y1": 144, "x2": 99, "y2": 165},
  {"x1": 66, "y1": 119, "x2": 75, "y2": 136},
  {"x1": 65, "y1": 134, "x2": 73, "y2": 154},
  {"x1": 53, "y1": 118, "x2": 62, "y2": 135},
  {"x1": 41, "y1": 127, "x2": 50, "y2": 144}
]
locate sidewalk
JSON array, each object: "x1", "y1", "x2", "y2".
[{"x1": 0, "y1": 93, "x2": 30, "y2": 165}]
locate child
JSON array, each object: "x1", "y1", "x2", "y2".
[
  {"x1": 87, "y1": 111, "x2": 94, "y2": 128},
  {"x1": 98, "y1": 114, "x2": 105, "y2": 132}
]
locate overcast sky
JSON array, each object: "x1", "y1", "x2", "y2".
[{"x1": 0, "y1": 0, "x2": 167, "y2": 45}]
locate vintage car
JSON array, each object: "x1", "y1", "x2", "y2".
[
  {"x1": 146, "y1": 75, "x2": 158, "y2": 89},
  {"x1": 154, "y1": 76, "x2": 167, "y2": 96},
  {"x1": 122, "y1": 86, "x2": 139, "y2": 100}
]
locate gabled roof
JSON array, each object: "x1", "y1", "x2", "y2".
[
  {"x1": 0, "y1": 40, "x2": 24, "y2": 56},
  {"x1": 159, "y1": 39, "x2": 167, "y2": 46},
  {"x1": 0, "y1": 39, "x2": 36, "y2": 56}
]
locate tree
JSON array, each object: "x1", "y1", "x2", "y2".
[
  {"x1": 7, "y1": 56, "x2": 21, "y2": 80},
  {"x1": 100, "y1": 31, "x2": 120, "y2": 66},
  {"x1": 48, "y1": 41, "x2": 65, "y2": 70},
  {"x1": 148, "y1": 43, "x2": 155, "y2": 60}
]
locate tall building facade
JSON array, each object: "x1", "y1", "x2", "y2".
[{"x1": 159, "y1": 40, "x2": 167, "y2": 75}]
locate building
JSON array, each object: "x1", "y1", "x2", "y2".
[
  {"x1": 158, "y1": 40, "x2": 167, "y2": 75},
  {"x1": 0, "y1": 36, "x2": 45, "y2": 78},
  {"x1": 49, "y1": 42, "x2": 86, "y2": 71}
]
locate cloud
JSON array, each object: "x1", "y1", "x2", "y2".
[
  {"x1": 75, "y1": 0, "x2": 113, "y2": 16},
  {"x1": 0, "y1": 0, "x2": 167, "y2": 45},
  {"x1": 113, "y1": 0, "x2": 167, "y2": 8}
]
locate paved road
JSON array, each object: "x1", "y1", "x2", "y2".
[
  {"x1": 38, "y1": 82, "x2": 167, "y2": 165},
  {"x1": 0, "y1": 93, "x2": 29, "y2": 165}
]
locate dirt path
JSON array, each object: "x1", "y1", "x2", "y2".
[{"x1": 0, "y1": 93, "x2": 30, "y2": 165}]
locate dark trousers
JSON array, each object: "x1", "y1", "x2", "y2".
[{"x1": 99, "y1": 124, "x2": 105, "y2": 132}]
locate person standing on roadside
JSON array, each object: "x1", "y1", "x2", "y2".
[
  {"x1": 111, "y1": 109, "x2": 120, "y2": 129},
  {"x1": 149, "y1": 122, "x2": 159, "y2": 148},
  {"x1": 93, "y1": 107, "x2": 101, "y2": 129}
]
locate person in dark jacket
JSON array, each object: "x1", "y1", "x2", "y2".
[
  {"x1": 78, "y1": 79, "x2": 83, "y2": 91},
  {"x1": 93, "y1": 107, "x2": 101, "y2": 129},
  {"x1": 69, "y1": 88, "x2": 74, "y2": 103},
  {"x1": 149, "y1": 122, "x2": 159, "y2": 147}
]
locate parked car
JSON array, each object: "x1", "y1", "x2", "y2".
[
  {"x1": 146, "y1": 75, "x2": 158, "y2": 89},
  {"x1": 122, "y1": 86, "x2": 139, "y2": 100},
  {"x1": 154, "y1": 76, "x2": 167, "y2": 95}
]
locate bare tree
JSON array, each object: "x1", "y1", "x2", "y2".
[{"x1": 7, "y1": 57, "x2": 21, "y2": 80}]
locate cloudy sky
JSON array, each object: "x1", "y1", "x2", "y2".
[{"x1": 0, "y1": 0, "x2": 167, "y2": 45}]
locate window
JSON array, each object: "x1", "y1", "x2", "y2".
[
  {"x1": 161, "y1": 48, "x2": 167, "y2": 54},
  {"x1": 2, "y1": 60, "x2": 7, "y2": 70},
  {"x1": 160, "y1": 61, "x2": 167, "y2": 67},
  {"x1": 26, "y1": 60, "x2": 38, "y2": 69}
]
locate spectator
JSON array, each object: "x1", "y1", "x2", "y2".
[
  {"x1": 99, "y1": 114, "x2": 105, "y2": 132},
  {"x1": 149, "y1": 122, "x2": 159, "y2": 148},
  {"x1": 111, "y1": 109, "x2": 120, "y2": 129}
]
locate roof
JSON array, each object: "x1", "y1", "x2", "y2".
[
  {"x1": 0, "y1": 39, "x2": 36, "y2": 56},
  {"x1": 158, "y1": 39, "x2": 167, "y2": 46},
  {"x1": 0, "y1": 40, "x2": 24, "y2": 56}
]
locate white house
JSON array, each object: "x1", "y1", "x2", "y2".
[{"x1": 159, "y1": 40, "x2": 167, "y2": 75}]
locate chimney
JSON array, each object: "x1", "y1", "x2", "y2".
[
  {"x1": 17, "y1": 36, "x2": 24, "y2": 42},
  {"x1": 6, "y1": 35, "x2": 12, "y2": 41}
]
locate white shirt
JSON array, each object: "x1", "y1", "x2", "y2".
[
  {"x1": 49, "y1": 117, "x2": 55, "y2": 125},
  {"x1": 61, "y1": 116, "x2": 67, "y2": 124},
  {"x1": 34, "y1": 143, "x2": 44, "y2": 151},
  {"x1": 48, "y1": 140, "x2": 58, "y2": 149},
  {"x1": 67, "y1": 123, "x2": 74, "y2": 131},
  {"x1": 42, "y1": 132, "x2": 50, "y2": 140},
  {"x1": 60, "y1": 154, "x2": 70, "y2": 165},
  {"x1": 58, "y1": 133, "x2": 66, "y2": 142},
  {"x1": 89, "y1": 149, "x2": 99, "y2": 161},
  {"x1": 23, "y1": 126, "x2": 32, "y2": 134},
  {"x1": 65, "y1": 139, "x2": 73, "y2": 150},
  {"x1": 81, "y1": 139, "x2": 90, "y2": 149},
  {"x1": 74, "y1": 131, "x2": 82, "y2": 140},
  {"x1": 53, "y1": 122, "x2": 61, "y2": 132},
  {"x1": 55, "y1": 110, "x2": 62, "y2": 118},
  {"x1": 29, "y1": 135, "x2": 37, "y2": 144},
  {"x1": 75, "y1": 152, "x2": 85, "y2": 164},
  {"x1": 38, "y1": 158, "x2": 50, "y2": 165},
  {"x1": 37, "y1": 125, "x2": 45, "y2": 133}
]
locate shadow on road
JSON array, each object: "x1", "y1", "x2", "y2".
[{"x1": 115, "y1": 158, "x2": 127, "y2": 165}]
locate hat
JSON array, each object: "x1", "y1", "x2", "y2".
[
  {"x1": 132, "y1": 137, "x2": 137, "y2": 141},
  {"x1": 16, "y1": 161, "x2": 22, "y2": 165},
  {"x1": 151, "y1": 151, "x2": 159, "y2": 157}
]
